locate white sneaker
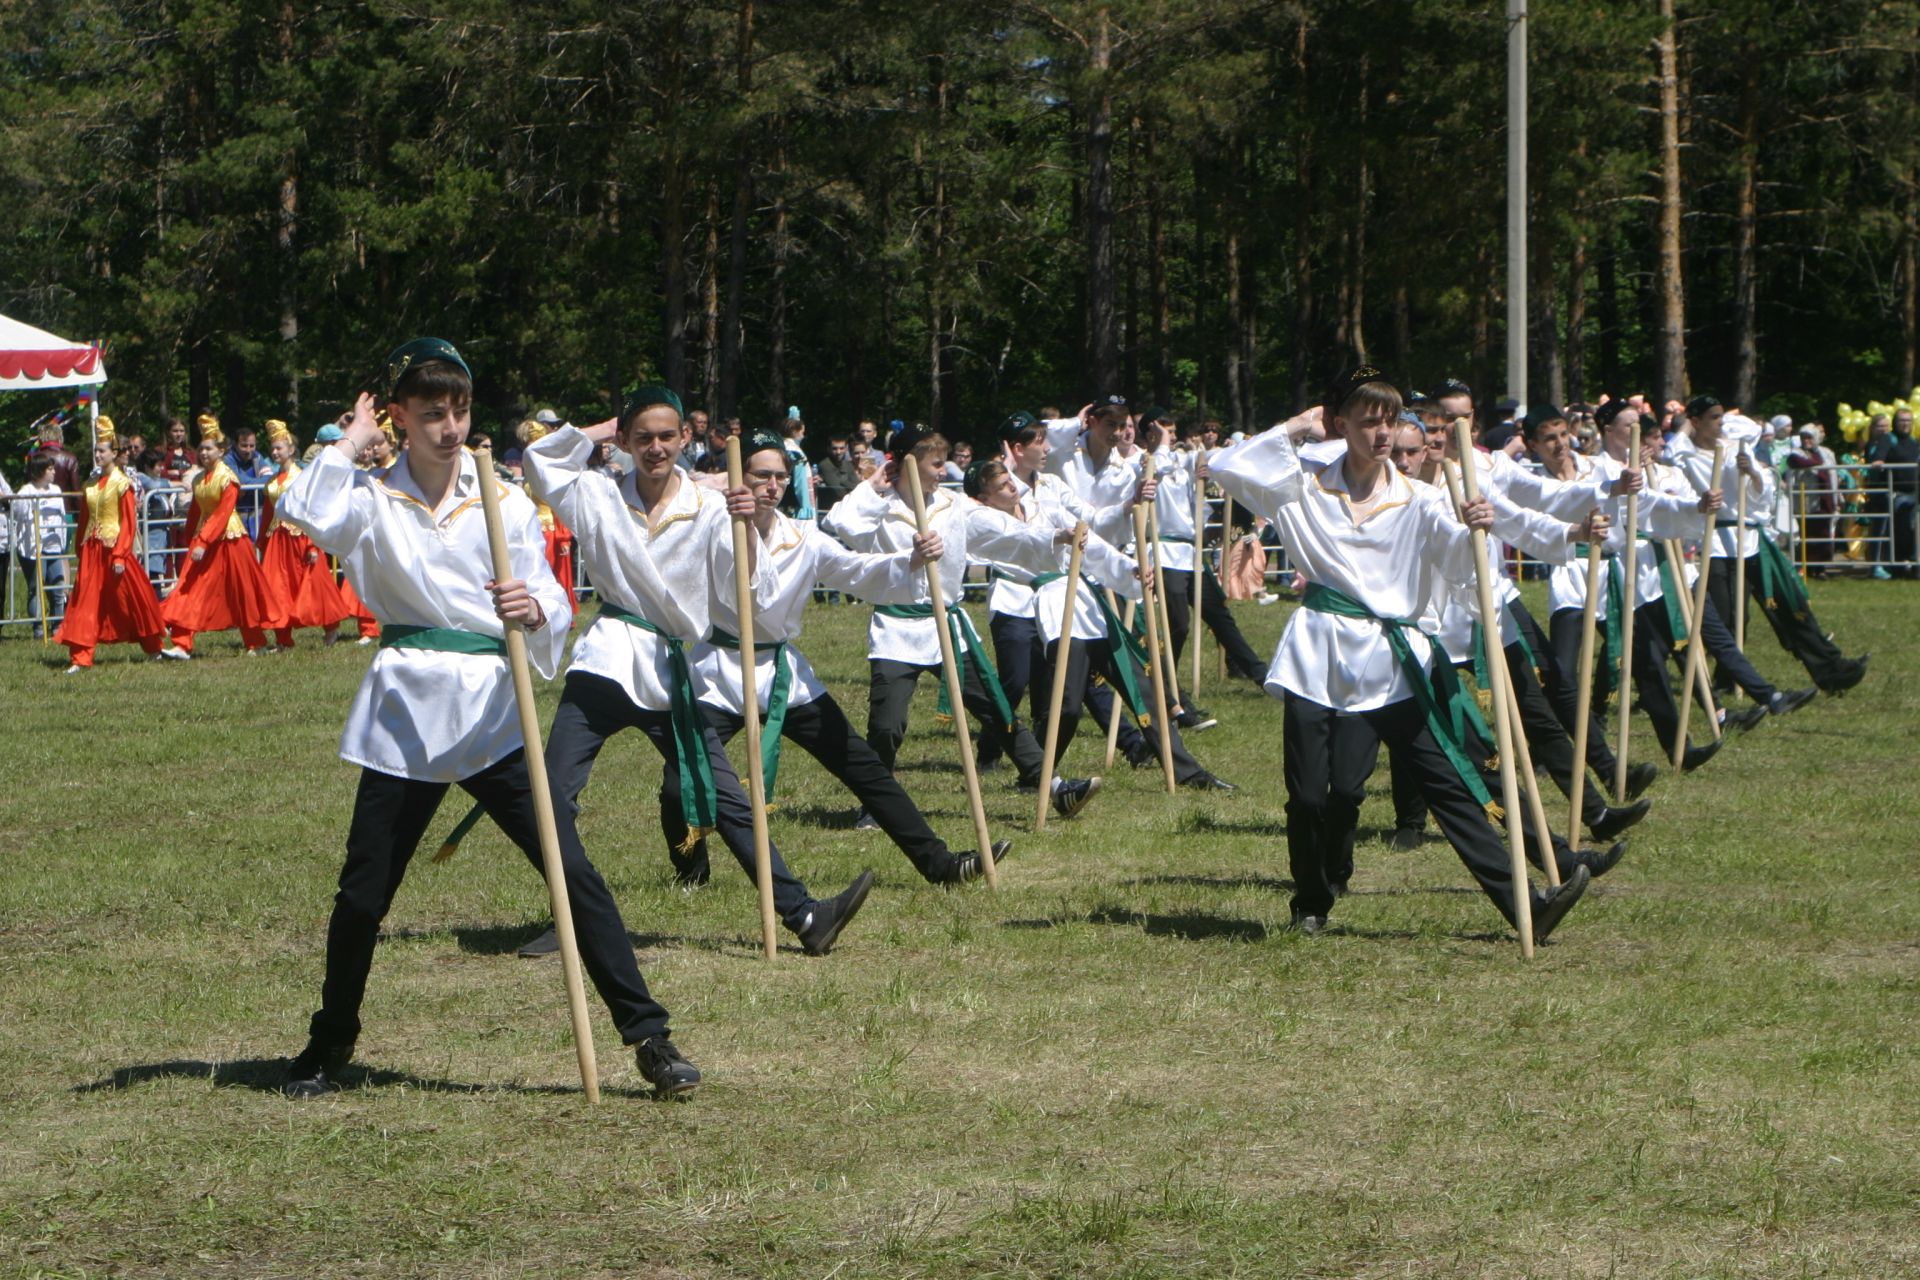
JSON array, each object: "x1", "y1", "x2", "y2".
[
  {"x1": 157, "y1": 647, "x2": 192, "y2": 661},
  {"x1": 1255, "y1": 592, "x2": 1279, "y2": 605},
  {"x1": 63, "y1": 664, "x2": 83, "y2": 675},
  {"x1": 356, "y1": 636, "x2": 375, "y2": 647}
]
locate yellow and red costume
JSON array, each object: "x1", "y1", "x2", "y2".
[
  {"x1": 257, "y1": 433, "x2": 350, "y2": 647},
  {"x1": 55, "y1": 426, "x2": 170, "y2": 668},
  {"x1": 161, "y1": 436, "x2": 284, "y2": 651}
]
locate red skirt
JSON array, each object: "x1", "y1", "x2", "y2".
[
  {"x1": 546, "y1": 526, "x2": 576, "y2": 602},
  {"x1": 259, "y1": 528, "x2": 350, "y2": 629},
  {"x1": 161, "y1": 536, "x2": 286, "y2": 635},
  {"x1": 55, "y1": 538, "x2": 166, "y2": 650},
  {"x1": 338, "y1": 573, "x2": 380, "y2": 639}
]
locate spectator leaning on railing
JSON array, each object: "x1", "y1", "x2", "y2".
[{"x1": 1866, "y1": 408, "x2": 1918, "y2": 577}]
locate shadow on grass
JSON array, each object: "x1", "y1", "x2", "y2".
[
  {"x1": 377, "y1": 923, "x2": 758, "y2": 959},
  {"x1": 1004, "y1": 905, "x2": 1269, "y2": 943},
  {"x1": 1126, "y1": 873, "x2": 1294, "y2": 894},
  {"x1": 73, "y1": 1059, "x2": 668, "y2": 1100}
]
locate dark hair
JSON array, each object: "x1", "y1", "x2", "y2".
[
  {"x1": 1333, "y1": 381, "x2": 1405, "y2": 423},
  {"x1": 26, "y1": 457, "x2": 54, "y2": 481},
  {"x1": 391, "y1": 358, "x2": 473, "y2": 405},
  {"x1": 964, "y1": 458, "x2": 1009, "y2": 499},
  {"x1": 1003, "y1": 421, "x2": 1044, "y2": 448},
  {"x1": 1433, "y1": 377, "x2": 1473, "y2": 400},
  {"x1": 139, "y1": 448, "x2": 164, "y2": 472}
]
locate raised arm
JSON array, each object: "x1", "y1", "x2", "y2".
[{"x1": 1205, "y1": 422, "x2": 1308, "y2": 522}]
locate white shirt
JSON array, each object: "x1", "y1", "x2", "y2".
[
  {"x1": 689, "y1": 513, "x2": 920, "y2": 715},
  {"x1": 524, "y1": 425, "x2": 764, "y2": 713},
  {"x1": 1670, "y1": 437, "x2": 1772, "y2": 559},
  {"x1": 1039, "y1": 419, "x2": 1143, "y2": 522},
  {"x1": 966, "y1": 502, "x2": 1142, "y2": 643},
  {"x1": 280, "y1": 446, "x2": 570, "y2": 783},
  {"x1": 1207, "y1": 426, "x2": 1477, "y2": 711},
  {"x1": 824, "y1": 478, "x2": 1056, "y2": 664},
  {"x1": 1149, "y1": 446, "x2": 1203, "y2": 571},
  {"x1": 12, "y1": 481, "x2": 66, "y2": 556},
  {"x1": 988, "y1": 468, "x2": 1130, "y2": 620}
]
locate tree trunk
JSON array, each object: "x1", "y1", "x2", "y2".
[
  {"x1": 276, "y1": 0, "x2": 298, "y2": 416},
  {"x1": 1532, "y1": 229, "x2": 1563, "y2": 407},
  {"x1": 1225, "y1": 226, "x2": 1246, "y2": 432},
  {"x1": 1149, "y1": 127, "x2": 1171, "y2": 407},
  {"x1": 1084, "y1": 8, "x2": 1119, "y2": 393},
  {"x1": 701, "y1": 179, "x2": 720, "y2": 418},
  {"x1": 1470, "y1": 241, "x2": 1494, "y2": 423},
  {"x1": 1731, "y1": 53, "x2": 1761, "y2": 409},
  {"x1": 1191, "y1": 155, "x2": 1209, "y2": 419},
  {"x1": 1347, "y1": 54, "x2": 1369, "y2": 364},
  {"x1": 1598, "y1": 242, "x2": 1620, "y2": 396},
  {"x1": 768, "y1": 132, "x2": 789, "y2": 418},
  {"x1": 1566, "y1": 222, "x2": 1588, "y2": 404},
  {"x1": 1654, "y1": 0, "x2": 1688, "y2": 404},
  {"x1": 1392, "y1": 284, "x2": 1411, "y2": 375},
  {"x1": 1124, "y1": 114, "x2": 1140, "y2": 397},
  {"x1": 716, "y1": 0, "x2": 755, "y2": 421},
  {"x1": 659, "y1": 13, "x2": 690, "y2": 397},
  {"x1": 1289, "y1": 14, "x2": 1314, "y2": 411},
  {"x1": 1902, "y1": 176, "x2": 1918, "y2": 392}
]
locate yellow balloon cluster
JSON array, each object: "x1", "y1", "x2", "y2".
[{"x1": 1835, "y1": 387, "x2": 1920, "y2": 443}]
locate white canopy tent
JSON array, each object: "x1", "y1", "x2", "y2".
[{"x1": 0, "y1": 312, "x2": 107, "y2": 393}]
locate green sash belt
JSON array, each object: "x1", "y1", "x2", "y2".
[
  {"x1": 1754, "y1": 532, "x2": 1810, "y2": 618},
  {"x1": 1648, "y1": 543, "x2": 1693, "y2": 648},
  {"x1": 600, "y1": 603, "x2": 717, "y2": 846},
  {"x1": 875, "y1": 602, "x2": 1016, "y2": 728},
  {"x1": 1571, "y1": 544, "x2": 1625, "y2": 700},
  {"x1": 379, "y1": 625, "x2": 507, "y2": 657},
  {"x1": 709, "y1": 626, "x2": 793, "y2": 796},
  {"x1": 1301, "y1": 582, "x2": 1499, "y2": 817},
  {"x1": 1470, "y1": 600, "x2": 1539, "y2": 700},
  {"x1": 1092, "y1": 586, "x2": 1154, "y2": 724}
]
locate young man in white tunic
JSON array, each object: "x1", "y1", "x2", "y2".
[
  {"x1": 521, "y1": 388, "x2": 876, "y2": 960},
  {"x1": 660, "y1": 429, "x2": 1011, "y2": 884},
  {"x1": 279, "y1": 341, "x2": 698, "y2": 1099},
  {"x1": 823, "y1": 424, "x2": 1101, "y2": 820},
  {"x1": 1207, "y1": 367, "x2": 1592, "y2": 938}
]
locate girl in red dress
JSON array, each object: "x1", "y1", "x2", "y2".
[
  {"x1": 160, "y1": 419, "x2": 284, "y2": 654},
  {"x1": 516, "y1": 417, "x2": 577, "y2": 607},
  {"x1": 257, "y1": 420, "x2": 351, "y2": 648},
  {"x1": 55, "y1": 418, "x2": 192, "y2": 672}
]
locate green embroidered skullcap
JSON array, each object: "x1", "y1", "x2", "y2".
[
  {"x1": 742, "y1": 427, "x2": 788, "y2": 459},
  {"x1": 623, "y1": 384, "x2": 685, "y2": 421},
  {"x1": 382, "y1": 338, "x2": 470, "y2": 398}
]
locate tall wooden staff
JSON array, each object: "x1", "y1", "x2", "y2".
[
  {"x1": 1103, "y1": 590, "x2": 1131, "y2": 769},
  {"x1": 1663, "y1": 539, "x2": 1723, "y2": 739},
  {"x1": 1132, "y1": 458, "x2": 1179, "y2": 794},
  {"x1": 1614, "y1": 422, "x2": 1642, "y2": 803},
  {"x1": 1671, "y1": 443, "x2": 1726, "y2": 768},
  {"x1": 1567, "y1": 535, "x2": 1606, "y2": 838},
  {"x1": 901, "y1": 461, "x2": 999, "y2": 887},
  {"x1": 1191, "y1": 458, "x2": 1207, "y2": 698},
  {"x1": 725, "y1": 437, "x2": 782, "y2": 958},
  {"x1": 1034, "y1": 522, "x2": 1087, "y2": 831},
  {"x1": 474, "y1": 444, "x2": 600, "y2": 1103},
  {"x1": 1217, "y1": 496, "x2": 1233, "y2": 680},
  {"x1": 1733, "y1": 444, "x2": 1749, "y2": 649},
  {"x1": 1446, "y1": 427, "x2": 1535, "y2": 957},
  {"x1": 1147, "y1": 502, "x2": 1183, "y2": 714}
]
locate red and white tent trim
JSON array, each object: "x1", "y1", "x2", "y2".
[{"x1": 0, "y1": 313, "x2": 107, "y2": 392}]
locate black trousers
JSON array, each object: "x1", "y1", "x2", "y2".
[
  {"x1": 868, "y1": 655, "x2": 1045, "y2": 786},
  {"x1": 1042, "y1": 635, "x2": 1204, "y2": 782},
  {"x1": 1161, "y1": 566, "x2": 1267, "y2": 679},
  {"x1": 309, "y1": 751, "x2": 670, "y2": 1052},
  {"x1": 664, "y1": 694, "x2": 964, "y2": 884},
  {"x1": 1520, "y1": 601, "x2": 1620, "y2": 786},
  {"x1": 981, "y1": 612, "x2": 1045, "y2": 767},
  {"x1": 1705, "y1": 554, "x2": 1851, "y2": 689},
  {"x1": 1284, "y1": 692, "x2": 1524, "y2": 924},
  {"x1": 548, "y1": 671, "x2": 816, "y2": 930},
  {"x1": 1087, "y1": 676, "x2": 1149, "y2": 759}
]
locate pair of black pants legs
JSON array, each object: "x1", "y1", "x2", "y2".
[
  {"x1": 665, "y1": 695, "x2": 963, "y2": 884},
  {"x1": 1519, "y1": 601, "x2": 1620, "y2": 784},
  {"x1": 549, "y1": 671, "x2": 816, "y2": 930},
  {"x1": 867, "y1": 656, "x2": 1045, "y2": 786},
  {"x1": 1040, "y1": 636, "x2": 1205, "y2": 782},
  {"x1": 981, "y1": 612, "x2": 1044, "y2": 766},
  {"x1": 1705, "y1": 555, "x2": 1850, "y2": 689},
  {"x1": 310, "y1": 752, "x2": 670, "y2": 1051},
  {"x1": 1284, "y1": 692, "x2": 1523, "y2": 925},
  {"x1": 1161, "y1": 566, "x2": 1267, "y2": 678},
  {"x1": 1501, "y1": 633, "x2": 1610, "y2": 829}
]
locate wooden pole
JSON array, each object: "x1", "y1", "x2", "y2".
[
  {"x1": 1132, "y1": 459, "x2": 1178, "y2": 795},
  {"x1": 1501, "y1": 662, "x2": 1561, "y2": 888},
  {"x1": 1103, "y1": 591, "x2": 1131, "y2": 769},
  {"x1": 1217, "y1": 497, "x2": 1232, "y2": 679},
  {"x1": 1733, "y1": 445, "x2": 1749, "y2": 650},
  {"x1": 725, "y1": 437, "x2": 781, "y2": 959},
  {"x1": 1191, "y1": 459, "x2": 1206, "y2": 698},
  {"x1": 1671, "y1": 444, "x2": 1725, "y2": 767},
  {"x1": 901, "y1": 461, "x2": 998, "y2": 886},
  {"x1": 1446, "y1": 431, "x2": 1534, "y2": 957},
  {"x1": 1567, "y1": 537, "x2": 1605, "y2": 838},
  {"x1": 1614, "y1": 422, "x2": 1642, "y2": 803},
  {"x1": 1034, "y1": 522, "x2": 1087, "y2": 831},
  {"x1": 1664, "y1": 539, "x2": 1723, "y2": 739},
  {"x1": 474, "y1": 444, "x2": 600, "y2": 1103},
  {"x1": 1147, "y1": 501, "x2": 1182, "y2": 714}
]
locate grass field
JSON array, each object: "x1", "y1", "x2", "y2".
[{"x1": 2, "y1": 580, "x2": 1917, "y2": 1278}]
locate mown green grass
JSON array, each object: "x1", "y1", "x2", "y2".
[{"x1": 2, "y1": 580, "x2": 1917, "y2": 1278}]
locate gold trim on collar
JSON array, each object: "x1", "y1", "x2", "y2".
[{"x1": 1314, "y1": 463, "x2": 1409, "y2": 526}]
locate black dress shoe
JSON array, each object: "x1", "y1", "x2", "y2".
[
  {"x1": 1625, "y1": 762, "x2": 1660, "y2": 801},
  {"x1": 1723, "y1": 704, "x2": 1769, "y2": 734},
  {"x1": 1589, "y1": 798, "x2": 1651, "y2": 841},
  {"x1": 670, "y1": 839, "x2": 712, "y2": 887},
  {"x1": 1123, "y1": 743, "x2": 1157, "y2": 769},
  {"x1": 635, "y1": 1035, "x2": 701, "y2": 1096},
  {"x1": 1388, "y1": 827, "x2": 1425, "y2": 852},
  {"x1": 1576, "y1": 839, "x2": 1628, "y2": 879},
  {"x1": 518, "y1": 926, "x2": 560, "y2": 958},
  {"x1": 283, "y1": 1039, "x2": 353, "y2": 1099},
  {"x1": 1529, "y1": 863, "x2": 1591, "y2": 942},
  {"x1": 1681, "y1": 739, "x2": 1722, "y2": 772},
  {"x1": 951, "y1": 840, "x2": 1014, "y2": 884},
  {"x1": 1822, "y1": 659, "x2": 1868, "y2": 694},
  {"x1": 1769, "y1": 687, "x2": 1817, "y2": 715},
  {"x1": 1180, "y1": 771, "x2": 1237, "y2": 793},
  {"x1": 1288, "y1": 912, "x2": 1326, "y2": 936},
  {"x1": 798, "y1": 869, "x2": 875, "y2": 956}
]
